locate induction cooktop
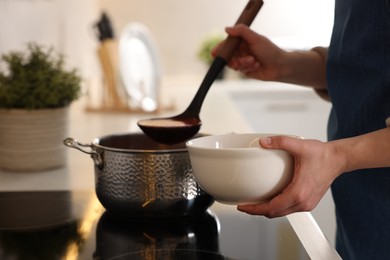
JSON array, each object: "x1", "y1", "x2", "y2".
[{"x1": 0, "y1": 190, "x2": 309, "y2": 260}]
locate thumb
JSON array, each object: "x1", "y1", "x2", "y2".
[
  {"x1": 225, "y1": 25, "x2": 246, "y2": 37},
  {"x1": 259, "y1": 135, "x2": 302, "y2": 155},
  {"x1": 225, "y1": 24, "x2": 258, "y2": 44}
]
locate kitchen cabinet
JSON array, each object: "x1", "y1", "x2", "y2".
[{"x1": 229, "y1": 84, "x2": 331, "y2": 140}]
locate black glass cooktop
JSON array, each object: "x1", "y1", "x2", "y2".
[{"x1": 0, "y1": 190, "x2": 309, "y2": 260}]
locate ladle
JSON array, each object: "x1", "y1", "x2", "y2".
[{"x1": 138, "y1": 0, "x2": 264, "y2": 145}]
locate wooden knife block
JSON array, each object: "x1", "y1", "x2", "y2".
[
  {"x1": 85, "y1": 40, "x2": 129, "y2": 112},
  {"x1": 86, "y1": 40, "x2": 174, "y2": 114}
]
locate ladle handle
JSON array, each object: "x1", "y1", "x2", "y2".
[{"x1": 217, "y1": 0, "x2": 263, "y2": 62}]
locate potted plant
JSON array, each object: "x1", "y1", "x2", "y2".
[{"x1": 0, "y1": 43, "x2": 81, "y2": 172}]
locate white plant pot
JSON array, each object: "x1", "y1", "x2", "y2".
[{"x1": 0, "y1": 107, "x2": 69, "y2": 172}]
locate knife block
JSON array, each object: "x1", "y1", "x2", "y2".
[
  {"x1": 86, "y1": 40, "x2": 174, "y2": 114},
  {"x1": 85, "y1": 40, "x2": 129, "y2": 112}
]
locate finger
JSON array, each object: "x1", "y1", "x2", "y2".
[
  {"x1": 240, "y1": 62, "x2": 260, "y2": 74},
  {"x1": 259, "y1": 135, "x2": 303, "y2": 156},
  {"x1": 211, "y1": 42, "x2": 224, "y2": 58},
  {"x1": 237, "y1": 55, "x2": 256, "y2": 66},
  {"x1": 238, "y1": 197, "x2": 303, "y2": 218},
  {"x1": 239, "y1": 182, "x2": 321, "y2": 218},
  {"x1": 225, "y1": 25, "x2": 259, "y2": 45},
  {"x1": 228, "y1": 55, "x2": 256, "y2": 70},
  {"x1": 237, "y1": 190, "x2": 297, "y2": 218},
  {"x1": 235, "y1": 56, "x2": 260, "y2": 74},
  {"x1": 225, "y1": 25, "x2": 243, "y2": 37}
]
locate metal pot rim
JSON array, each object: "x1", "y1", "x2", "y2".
[
  {"x1": 91, "y1": 132, "x2": 196, "y2": 154},
  {"x1": 92, "y1": 138, "x2": 187, "y2": 154}
]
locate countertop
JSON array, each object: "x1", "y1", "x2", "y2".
[{"x1": 0, "y1": 79, "x2": 340, "y2": 259}]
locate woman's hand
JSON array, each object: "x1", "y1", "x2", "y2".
[
  {"x1": 212, "y1": 24, "x2": 328, "y2": 89},
  {"x1": 237, "y1": 135, "x2": 345, "y2": 218},
  {"x1": 212, "y1": 24, "x2": 285, "y2": 81}
]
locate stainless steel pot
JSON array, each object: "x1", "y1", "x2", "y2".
[{"x1": 64, "y1": 133, "x2": 214, "y2": 219}]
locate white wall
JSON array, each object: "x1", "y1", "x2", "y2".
[
  {"x1": 0, "y1": 0, "x2": 100, "y2": 82},
  {"x1": 100, "y1": 0, "x2": 334, "y2": 76},
  {"x1": 0, "y1": 0, "x2": 334, "y2": 84}
]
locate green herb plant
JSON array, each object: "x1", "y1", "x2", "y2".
[
  {"x1": 0, "y1": 43, "x2": 81, "y2": 109},
  {"x1": 197, "y1": 33, "x2": 225, "y2": 65}
]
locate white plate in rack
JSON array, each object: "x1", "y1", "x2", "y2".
[{"x1": 119, "y1": 23, "x2": 161, "y2": 111}]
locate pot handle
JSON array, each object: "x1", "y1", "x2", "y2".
[{"x1": 63, "y1": 137, "x2": 103, "y2": 168}]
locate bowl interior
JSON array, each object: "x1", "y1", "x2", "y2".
[{"x1": 186, "y1": 133, "x2": 274, "y2": 150}]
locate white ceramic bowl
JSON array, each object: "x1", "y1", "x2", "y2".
[{"x1": 186, "y1": 133, "x2": 295, "y2": 205}]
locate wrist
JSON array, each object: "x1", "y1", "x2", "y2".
[
  {"x1": 278, "y1": 49, "x2": 327, "y2": 88},
  {"x1": 328, "y1": 140, "x2": 350, "y2": 176}
]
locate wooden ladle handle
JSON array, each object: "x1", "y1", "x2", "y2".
[{"x1": 217, "y1": 0, "x2": 263, "y2": 62}]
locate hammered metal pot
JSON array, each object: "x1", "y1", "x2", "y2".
[{"x1": 64, "y1": 133, "x2": 214, "y2": 219}]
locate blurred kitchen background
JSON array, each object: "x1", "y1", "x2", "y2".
[
  {"x1": 0, "y1": 0, "x2": 334, "y2": 88},
  {"x1": 0, "y1": 0, "x2": 337, "y2": 248}
]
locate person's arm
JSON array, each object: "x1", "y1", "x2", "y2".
[
  {"x1": 214, "y1": 25, "x2": 328, "y2": 90},
  {"x1": 332, "y1": 126, "x2": 390, "y2": 172},
  {"x1": 278, "y1": 47, "x2": 327, "y2": 90}
]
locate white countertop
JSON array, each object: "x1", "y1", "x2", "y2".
[{"x1": 0, "y1": 79, "x2": 340, "y2": 259}]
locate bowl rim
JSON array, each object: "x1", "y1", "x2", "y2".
[{"x1": 186, "y1": 133, "x2": 293, "y2": 151}]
